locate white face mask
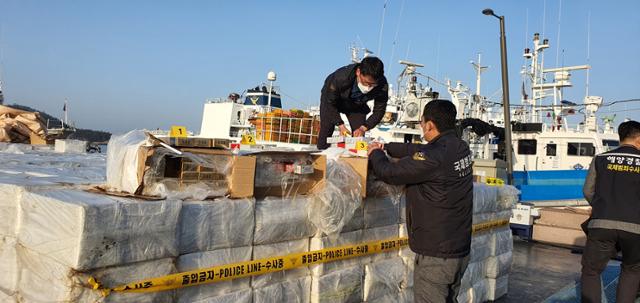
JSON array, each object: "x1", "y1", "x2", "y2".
[{"x1": 357, "y1": 81, "x2": 373, "y2": 94}]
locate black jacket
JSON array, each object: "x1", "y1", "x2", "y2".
[
  {"x1": 369, "y1": 130, "x2": 473, "y2": 258},
  {"x1": 583, "y1": 145, "x2": 640, "y2": 233},
  {"x1": 320, "y1": 64, "x2": 388, "y2": 130}
]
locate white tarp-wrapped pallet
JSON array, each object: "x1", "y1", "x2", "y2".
[{"x1": 17, "y1": 189, "x2": 181, "y2": 270}]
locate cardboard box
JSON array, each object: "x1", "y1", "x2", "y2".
[
  {"x1": 533, "y1": 224, "x2": 587, "y2": 247},
  {"x1": 339, "y1": 156, "x2": 369, "y2": 198},
  {"x1": 536, "y1": 207, "x2": 591, "y2": 230},
  {"x1": 510, "y1": 205, "x2": 533, "y2": 225},
  {"x1": 252, "y1": 151, "x2": 326, "y2": 198},
  {"x1": 160, "y1": 137, "x2": 231, "y2": 149}
]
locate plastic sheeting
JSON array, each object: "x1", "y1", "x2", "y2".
[
  {"x1": 486, "y1": 251, "x2": 513, "y2": 279},
  {"x1": 251, "y1": 239, "x2": 310, "y2": 288},
  {"x1": 254, "y1": 197, "x2": 317, "y2": 245},
  {"x1": 457, "y1": 279, "x2": 488, "y2": 303},
  {"x1": 310, "y1": 265, "x2": 363, "y2": 303},
  {"x1": 18, "y1": 189, "x2": 181, "y2": 270},
  {"x1": 0, "y1": 236, "x2": 17, "y2": 296},
  {"x1": 253, "y1": 276, "x2": 311, "y2": 303},
  {"x1": 459, "y1": 261, "x2": 487, "y2": 291},
  {"x1": 54, "y1": 139, "x2": 87, "y2": 154},
  {"x1": 106, "y1": 130, "x2": 149, "y2": 194},
  {"x1": 143, "y1": 147, "x2": 233, "y2": 200},
  {"x1": 17, "y1": 248, "x2": 175, "y2": 303},
  {"x1": 469, "y1": 232, "x2": 492, "y2": 263},
  {"x1": 176, "y1": 246, "x2": 252, "y2": 303},
  {"x1": 307, "y1": 159, "x2": 362, "y2": 236},
  {"x1": 341, "y1": 204, "x2": 364, "y2": 233},
  {"x1": 363, "y1": 225, "x2": 400, "y2": 263},
  {"x1": 363, "y1": 257, "x2": 404, "y2": 301},
  {"x1": 398, "y1": 224, "x2": 415, "y2": 259},
  {"x1": 190, "y1": 289, "x2": 252, "y2": 303},
  {"x1": 179, "y1": 198, "x2": 255, "y2": 254},
  {"x1": 363, "y1": 196, "x2": 400, "y2": 228},
  {"x1": 491, "y1": 227, "x2": 514, "y2": 256},
  {"x1": 400, "y1": 256, "x2": 414, "y2": 290},
  {"x1": 472, "y1": 183, "x2": 499, "y2": 214},
  {"x1": 254, "y1": 153, "x2": 315, "y2": 188},
  {"x1": 485, "y1": 275, "x2": 509, "y2": 301},
  {"x1": 310, "y1": 230, "x2": 364, "y2": 276},
  {"x1": 497, "y1": 185, "x2": 520, "y2": 210}
]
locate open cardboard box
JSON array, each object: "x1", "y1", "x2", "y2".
[{"x1": 136, "y1": 146, "x2": 371, "y2": 199}]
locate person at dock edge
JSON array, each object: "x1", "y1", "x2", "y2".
[
  {"x1": 316, "y1": 56, "x2": 388, "y2": 149},
  {"x1": 368, "y1": 100, "x2": 473, "y2": 303},
  {"x1": 581, "y1": 120, "x2": 640, "y2": 303}
]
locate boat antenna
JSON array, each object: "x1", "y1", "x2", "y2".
[
  {"x1": 585, "y1": 11, "x2": 591, "y2": 97},
  {"x1": 555, "y1": 0, "x2": 563, "y2": 67},
  {"x1": 377, "y1": 0, "x2": 388, "y2": 57},
  {"x1": 389, "y1": 0, "x2": 406, "y2": 76}
]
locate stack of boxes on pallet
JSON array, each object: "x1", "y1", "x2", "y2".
[
  {"x1": 0, "y1": 131, "x2": 519, "y2": 303},
  {"x1": 456, "y1": 185, "x2": 519, "y2": 303},
  {"x1": 532, "y1": 207, "x2": 591, "y2": 247}
]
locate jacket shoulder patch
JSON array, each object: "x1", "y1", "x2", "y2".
[{"x1": 412, "y1": 152, "x2": 426, "y2": 161}]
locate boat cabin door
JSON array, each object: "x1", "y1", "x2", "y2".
[{"x1": 542, "y1": 142, "x2": 560, "y2": 169}]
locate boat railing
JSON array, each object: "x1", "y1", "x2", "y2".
[{"x1": 250, "y1": 115, "x2": 320, "y2": 145}]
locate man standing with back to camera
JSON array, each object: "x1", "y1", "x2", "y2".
[{"x1": 368, "y1": 100, "x2": 473, "y2": 303}]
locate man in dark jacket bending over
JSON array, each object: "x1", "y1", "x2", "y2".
[
  {"x1": 317, "y1": 56, "x2": 388, "y2": 149},
  {"x1": 368, "y1": 100, "x2": 473, "y2": 303}
]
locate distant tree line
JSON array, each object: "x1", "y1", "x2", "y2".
[{"x1": 8, "y1": 104, "x2": 112, "y2": 142}]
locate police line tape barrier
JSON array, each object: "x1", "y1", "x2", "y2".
[{"x1": 89, "y1": 218, "x2": 510, "y2": 296}]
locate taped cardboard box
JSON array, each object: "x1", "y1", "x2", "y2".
[
  {"x1": 253, "y1": 276, "x2": 311, "y2": 303},
  {"x1": 536, "y1": 207, "x2": 591, "y2": 230},
  {"x1": 17, "y1": 248, "x2": 175, "y2": 303},
  {"x1": 532, "y1": 224, "x2": 587, "y2": 247},
  {"x1": 251, "y1": 239, "x2": 310, "y2": 288},
  {"x1": 252, "y1": 151, "x2": 326, "y2": 198},
  {"x1": 18, "y1": 189, "x2": 181, "y2": 270},
  {"x1": 310, "y1": 265, "x2": 363, "y2": 303},
  {"x1": 176, "y1": 246, "x2": 252, "y2": 303},
  {"x1": 179, "y1": 198, "x2": 255, "y2": 254},
  {"x1": 339, "y1": 156, "x2": 369, "y2": 198}
]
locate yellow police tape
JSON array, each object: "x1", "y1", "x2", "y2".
[{"x1": 90, "y1": 218, "x2": 510, "y2": 296}]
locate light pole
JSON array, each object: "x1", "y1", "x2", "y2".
[{"x1": 483, "y1": 8, "x2": 514, "y2": 185}]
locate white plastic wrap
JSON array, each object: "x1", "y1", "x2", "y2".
[
  {"x1": 190, "y1": 289, "x2": 252, "y2": 303},
  {"x1": 400, "y1": 256, "x2": 414, "y2": 289},
  {"x1": 366, "y1": 179, "x2": 405, "y2": 205},
  {"x1": 469, "y1": 232, "x2": 492, "y2": 263},
  {"x1": 54, "y1": 139, "x2": 87, "y2": 154},
  {"x1": 459, "y1": 261, "x2": 487, "y2": 291},
  {"x1": 307, "y1": 159, "x2": 362, "y2": 236},
  {"x1": 251, "y1": 239, "x2": 310, "y2": 288},
  {"x1": 253, "y1": 276, "x2": 311, "y2": 303},
  {"x1": 363, "y1": 196, "x2": 400, "y2": 228},
  {"x1": 254, "y1": 197, "x2": 317, "y2": 245},
  {"x1": 491, "y1": 227, "x2": 514, "y2": 256},
  {"x1": 254, "y1": 153, "x2": 315, "y2": 189},
  {"x1": 143, "y1": 148, "x2": 233, "y2": 200},
  {"x1": 310, "y1": 230, "x2": 364, "y2": 276},
  {"x1": 398, "y1": 224, "x2": 415, "y2": 259},
  {"x1": 179, "y1": 198, "x2": 255, "y2": 254},
  {"x1": 399, "y1": 197, "x2": 406, "y2": 223},
  {"x1": 457, "y1": 279, "x2": 488, "y2": 303},
  {"x1": 310, "y1": 265, "x2": 363, "y2": 303},
  {"x1": 18, "y1": 248, "x2": 174, "y2": 303},
  {"x1": 363, "y1": 225, "x2": 400, "y2": 262},
  {"x1": 0, "y1": 236, "x2": 18, "y2": 296},
  {"x1": 472, "y1": 183, "x2": 499, "y2": 214},
  {"x1": 0, "y1": 290, "x2": 17, "y2": 303},
  {"x1": 18, "y1": 189, "x2": 181, "y2": 270},
  {"x1": 342, "y1": 204, "x2": 364, "y2": 233},
  {"x1": 486, "y1": 251, "x2": 513, "y2": 279},
  {"x1": 176, "y1": 246, "x2": 252, "y2": 303},
  {"x1": 363, "y1": 257, "x2": 404, "y2": 301},
  {"x1": 497, "y1": 185, "x2": 520, "y2": 210},
  {"x1": 485, "y1": 275, "x2": 509, "y2": 301},
  {"x1": 472, "y1": 209, "x2": 513, "y2": 225},
  {"x1": 399, "y1": 288, "x2": 414, "y2": 303},
  {"x1": 106, "y1": 130, "x2": 149, "y2": 194}
]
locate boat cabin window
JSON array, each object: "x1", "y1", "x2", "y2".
[
  {"x1": 517, "y1": 139, "x2": 537, "y2": 155},
  {"x1": 567, "y1": 142, "x2": 595, "y2": 156},
  {"x1": 602, "y1": 140, "x2": 619, "y2": 152},
  {"x1": 546, "y1": 144, "x2": 557, "y2": 156}
]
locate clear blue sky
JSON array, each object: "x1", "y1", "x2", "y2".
[{"x1": 1, "y1": 0, "x2": 639, "y2": 134}]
